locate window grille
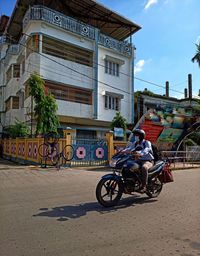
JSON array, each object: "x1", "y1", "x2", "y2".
[
  {"x1": 105, "y1": 95, "x2": 120, "y2": 110},
  {"x1": 46, "y1": 82, "x2": 92, "y2": 105},
  {"x1": 13, "y1": 64, "x2": 20, "y2": 78},
  {"x1": 42, "y1": 36, "x2": 93, "y2": 67},
  {"x1": 12, "y1": 97, "x2": 19, "y2": 109},
  {"x1": 105, "y1": 59, "x2": 119, "y2": 76}
]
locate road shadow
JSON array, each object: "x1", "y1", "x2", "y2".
[{"x1": 33, "y1": 196, "x2": 157, "y2": 221}]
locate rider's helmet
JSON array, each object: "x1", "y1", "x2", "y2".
[{"x1": 132, "y1": 128, "x2": 146, "y2": 141}]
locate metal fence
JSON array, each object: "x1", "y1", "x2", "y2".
[
  {"x1": 71, "y1": 137, "x2": 108, "y2": 167},
  {"x1": 162, "y1": 150, "x2": 200, "y2": 169},
  {"x1": 2, "y1": 135, "x2": 200, "y2": 169}
]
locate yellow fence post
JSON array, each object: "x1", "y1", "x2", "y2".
[
  {"x1": 64, "y1": 129, "x2": 75, "y2": 146},
  {"x1": 16, "y1": 138, "x2": 19, "y2": 159},
  {"x1": 106, "y1": 131, "x2": 114, "y2": 161},
  {"x1": 24, "y1": 138, "x2": 27, "y2": 161}
]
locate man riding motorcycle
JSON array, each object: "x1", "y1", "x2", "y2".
[
  {"x1": 123, "y1": 129, "x2": 154, "y2": 193},
  {"x1": 96, "y1": 129, "x2": 173, "y2": 207}
]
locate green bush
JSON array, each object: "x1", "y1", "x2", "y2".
[{"x1": 8, "y1": 120, "x2": 30, "y2": 138}]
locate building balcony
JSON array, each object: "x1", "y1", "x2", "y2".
[{"x1": 23, "y1": 5, "x2": 133, "y2": 57}]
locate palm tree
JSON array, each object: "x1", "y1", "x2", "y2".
[{"x1": 191, "y1": 43, "x2": 200, "y2": 67}]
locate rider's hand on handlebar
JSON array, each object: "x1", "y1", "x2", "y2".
[{"x1": 132, "y1": 151, "x2": 142, "y2": 159}]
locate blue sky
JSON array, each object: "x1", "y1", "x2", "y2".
[{"x1": 1, "y1": 0, "x2": 200, "y2": 98}]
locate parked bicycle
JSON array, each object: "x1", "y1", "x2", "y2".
[{"x1": 38, "y1": 132, "x2": 74, "y2": 166}]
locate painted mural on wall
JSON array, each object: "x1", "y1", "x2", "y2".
[{"x1": 135, "y1": 104, "x2": 200, "y2": 151}]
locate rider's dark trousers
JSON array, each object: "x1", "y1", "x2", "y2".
[{"x1": 128, "y1": 160, "x2": 153, "y2": 187}]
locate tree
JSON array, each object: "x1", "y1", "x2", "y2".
[
  {"x1": 191, "y1": 43, "x2": 200, "y2": 67},
  {"x1": 28, "y1": 73, "x2": 60, "y2": 135},
  {"x1": 8, "y1": 120, "x2": 30, "y2": 138},
  {"x1": 110, "y1": 112, "x2": 127, "y2": 132}
]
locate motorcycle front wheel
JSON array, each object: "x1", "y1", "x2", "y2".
[
  {"x1": 146, "y1": 177, "x2": 163, "y2": 198},
  {"x1": 96, "y1": 178, "x2": 123, "y2": 207}
]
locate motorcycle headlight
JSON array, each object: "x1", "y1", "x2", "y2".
[{"x1": 109, "y1": 159, "x2": 118, "y2": 167}]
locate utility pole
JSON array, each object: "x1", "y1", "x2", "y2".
[
  {"x1": 188, "y1": 74, "x2": 192, "y2": 101},
  {"x1": 30, "y1": 95, "x2": 33, "y2": 137},
  {"x1": 165, "y1": 81, "x2": 169, "y2": 97}
]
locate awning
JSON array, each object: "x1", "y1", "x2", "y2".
[
  {"x1": 4, "y1": 0, "x2": 141, "y2": 41},
  {"x1": 102, "y1": 90, "x2": 124, "y2": 99},
  {"x1": 103, "y1": 55, "x2": 125, "y2": 65}
]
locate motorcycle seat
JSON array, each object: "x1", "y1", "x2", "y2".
[{"x1": 148, "y1": 160, "x2": 164, "y2": 173}]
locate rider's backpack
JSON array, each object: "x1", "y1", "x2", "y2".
[
  {"x1": 151, "y1": 144, "x2": 160, "y2": 162},
  {"x1": 142, "y1": 141, "x2": 160, "y2": 162}
]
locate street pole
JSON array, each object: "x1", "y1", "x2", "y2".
[{"x1": 30, "y1": 95, "x2": 33, "y2": 137}]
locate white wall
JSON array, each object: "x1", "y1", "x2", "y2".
[
  {"x1": 40, "y1": 55, "x2": 93, "y2": 90},
  {"x1": 5, "y1": 79, "x2": 20, "y2": 100},
  {"x1": 4, "y1": 109, "x2": 25, "y2": 127},
  {"x1": 57, "y1": 100, "x2": 92, "y2": 118},
  {"x1": 24, "y1": 21, "x2": 94, "y2": 89},
  {"x1": 97, "y1": 46, "x2": 133, "y2": 123}
]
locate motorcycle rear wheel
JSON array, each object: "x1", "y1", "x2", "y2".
[
  {"x1": 96, "y1": 178, "x2": 123, "y2": 207},
  {"x1": 146, "y1": 178, "x2": 163, "y2": 198}
]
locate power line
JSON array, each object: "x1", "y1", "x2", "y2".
[
  {"x1": 6, "y1": 33, "x2": 132, "y2": 96},
  {"x1": 1, "y1": 55, "x2": 199, "y2": 124},
  {"x1": 134, "y1": 76, "x2": 185, "y2": 95},
  {"x1": 3, "y1": 32, "x2": 200, "y2": 102},
  {"x1": 173, "y1": 80, "x2": 188, "y2": 87},
  {"x1": 2, "y1": 53, "x2": 197, "y2": 113},
  {"x1": 6, "y1": 32, "x2": 191, "y2": 97}
]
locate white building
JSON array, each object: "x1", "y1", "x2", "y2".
[{"x1": 0, "y1": 0, "x2": 141, "y2": 138}]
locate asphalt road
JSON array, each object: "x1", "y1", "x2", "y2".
[{"x1": 0, "y1": 159, "x2": 200, "y2": 256}]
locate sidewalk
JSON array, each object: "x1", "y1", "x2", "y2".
[{"x1": 0, "y1": 157, "x2": 200, "y2": 172}]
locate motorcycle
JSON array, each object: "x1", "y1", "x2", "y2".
[{"x1": 96, "y1": 148, "x2": 170, "y2": 207}]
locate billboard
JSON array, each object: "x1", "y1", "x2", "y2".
[{"x1": 134, "y1": 104, "x2": 200, "y2": 151}]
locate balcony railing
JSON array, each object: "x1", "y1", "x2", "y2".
[
  {"x1": 98, "y1": 34, "x2": 132, "y2": 56},
  {"x1": 23, "y1": 6, "x2": 133, "y2": 56},
  {"x1": 23, "y1": 6, "x2": 95, "y2": 40}
]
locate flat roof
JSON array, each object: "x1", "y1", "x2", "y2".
[{"x1": 4, "y1": 0, "x2": 141, "y2": 41}]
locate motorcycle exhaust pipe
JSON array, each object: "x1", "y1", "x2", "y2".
[{"x1": 149, "y1": 165, "x2": 164, "y2": 178}]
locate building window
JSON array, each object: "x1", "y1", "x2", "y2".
[
  {"x1": 105, "y1": 95, "x2": 120, "y2": 111},
  {"x1": 5, "y1": 96, "x2": 19, "y2": 111},
  {"x1": 26, "y1": 34, "x2": 39, "y2": 58},
  {"x1": 6, "y1": 64, "x2": 21, "y2": 83},
  {"x1": 13, "y1": 64, "x2": 20, "y2": 78},
  {"x1": 42, "y1": 36, "x2": 93, "y2": 67},
  {"x1": 12, "y1": 97, "x2": 19, "y2": 109},
  {"x1": 105, "y1": 60, "x2": 119, "y2": 76},
  {"x1": 46, "y1": 81, "x2": 92, "y2": 105},
  {"x1": 76, "y1": 129, "x2": 96, "y2": 139}
]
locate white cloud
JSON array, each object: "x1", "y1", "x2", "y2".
[
  {"x1": 134, "y1": 59, "x2": 145, "y2": 74},
  {"x1": 144, "y1": 0, "x2": 158, "y2": 10}
]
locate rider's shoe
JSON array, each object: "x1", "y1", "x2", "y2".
[
  {"x1": 140, "y1": 186, "x2": 147, "y2": 193},
  {"x1": 124, "y1": 187, "x2": 132, "y2": 194}
]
